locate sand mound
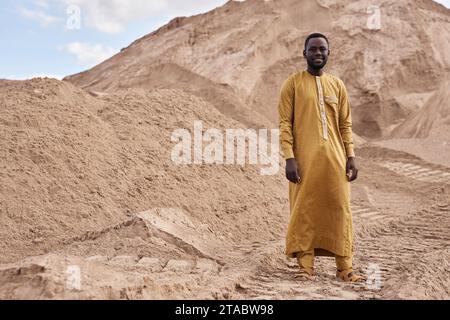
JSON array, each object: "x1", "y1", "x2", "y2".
[
  {"x1": 391, "y1": 79, "x2": 450, "y2": 139},
  {"x1": 0, "y1": 78, "x2": 288, "y2": 264},
  {"x1": 2, "y1": 0, "x2": 449, "y2": 301},
  {"x1": 66, "y1": 63, "x2": 271, "y2": 129},
  {"x1": 372, "y1": 78, "x2": 450, "y2": 166},
  {"x1": 65, "y1": 0, "x2": 450, "y2": 139}
]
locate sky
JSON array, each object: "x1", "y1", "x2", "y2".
[{"x1": 1, "y1": 0, "x2": 449, "y2": 80}]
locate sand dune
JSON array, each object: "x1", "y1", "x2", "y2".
[
  {"x1": 65, "y1": 0, "x2": 450, "y2": 139},
  {"x1": 0, "y1": 78, "x2": 287, "y2": 266},
  {"x1": 1, "y1": 0, "x2": 449, "y2": 300}
]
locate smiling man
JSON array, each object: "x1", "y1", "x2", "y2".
[{"x1": 278, "y1": 33, "x2": 365, "y2": 282}]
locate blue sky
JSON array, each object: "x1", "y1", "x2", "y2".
[
  {"x1": 1, "y1": 0, "x2": 449, "y2": 80},
  {"x1": 0, "y1": 0, "x2": 229, "y2": 79}
]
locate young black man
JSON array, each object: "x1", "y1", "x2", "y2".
[{"x1": 278, "y1": 33, "x2": 365, "y2": 282}]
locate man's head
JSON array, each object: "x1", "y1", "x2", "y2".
[{"x1": 303, "y1": 33, "x2": 330, "y2": 70}]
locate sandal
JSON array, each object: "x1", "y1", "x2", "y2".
[
  {"x1": 295, "y1": 267, "x2": 315, "y2": 280},
  {"x1": 336, "y1": 269, "x2": 366, "y2": 283}
]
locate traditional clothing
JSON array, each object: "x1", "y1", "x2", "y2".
[{"x1": 278, "y1": 70, "x2": 355, "y2": 261}]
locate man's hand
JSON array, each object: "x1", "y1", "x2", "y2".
[
  {"x1": 286, "y1": 158, "x2": 301, "y2": 183},
  {"x1": 346, "y1": 157, "x2": 358, "y2": 182}
]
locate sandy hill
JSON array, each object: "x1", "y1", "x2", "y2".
[
  {"x1": 1, "y1": 0, "x2": 450, "y2": 300},
  {"x1": 65, "y1": 0, "x2": 450, "y2": 139},
  {"x1": 373, "y1": 78, "x2": 450, "y2": 166},
  {"x1": 391, "y1": 78, "x2": 450, "y2": 139},
  {"x1": 0, "y1": 78, "x2": 287, "y2": 264}
]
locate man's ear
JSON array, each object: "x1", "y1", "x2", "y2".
[
  {"x1": 303, "y1": 50, "x2": 306, "y2": 57},
  {"x1": 327, "y1": 49, "x2": 331, "y2": 56}
]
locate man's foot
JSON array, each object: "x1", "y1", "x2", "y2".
[
  {"x1": 295, "y1": 267, "x2": 315, "y2": 281},
  {"x1": 336, "y1": 269, "x2": 366, "y2": 283}
]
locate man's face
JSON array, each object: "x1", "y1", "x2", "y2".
[{"x1": 304, "y1": 37, "x2": 330, "y2": 70}]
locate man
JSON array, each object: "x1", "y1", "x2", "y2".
[{"x1": 278, "y1": 33, "x2": 365, "y2": 282}]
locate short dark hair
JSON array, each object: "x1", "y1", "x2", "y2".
[{"x1": 304, "y1": 33, "x2": 329, "y2": 49}]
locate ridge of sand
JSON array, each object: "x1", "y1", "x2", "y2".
[
  {"x1": 0, "y1": 78, "x2": 287, "y2": 265},
  {"x1": 65, "y1": 0, "x2": 450, "y2": 139}
]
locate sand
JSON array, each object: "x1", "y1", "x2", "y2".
[{"x1": 0, "y1": 0, "x2": 449, "y2": 300}]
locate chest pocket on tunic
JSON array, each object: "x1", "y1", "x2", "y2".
[{"x1": 324, "y1": 95, "x2": 339, "y2": 114}]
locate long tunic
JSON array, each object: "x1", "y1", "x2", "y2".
[{"x1": 278, "y1": 70, "x2": 356, "y2": 258}]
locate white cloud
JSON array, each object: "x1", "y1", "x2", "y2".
[
  {"x1": 18, "y1": 0, "x2": 229, "y2": 33},
  {"x1": 18, "y1": 6, "x2": 60, "y2": 27},
  {"x1": 66, "y1": 0, "x2": 168, "y2": 33},
  {"x1": 36, "y1": 0, "x2": 49, "y2": 9},
  {"x1": 65, "y1": 42, "x2": 117, "y2": 66},
  {"x1": 433, "y1": 0, "x2": 450, "y2": 8},
  {"x1": 62, "y1": 0, "x2": 230, "y2": 34}
]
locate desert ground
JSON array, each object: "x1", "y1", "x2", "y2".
[{"x1": 0, "y1": 0, "x2": 449, "y2": 299}]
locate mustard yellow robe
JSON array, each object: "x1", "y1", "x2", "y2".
[{"x1": 278, "y1": 70, "x2": 356, "y2": 258}]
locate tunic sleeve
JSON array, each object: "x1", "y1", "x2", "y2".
[
  {"x1": 338, "y1": 80, "x2": 355, "y2": 158},
  {"x1": 278, "y1": 76, "x2": 295, "y2": 160}
]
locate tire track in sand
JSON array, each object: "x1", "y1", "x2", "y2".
[
  {"x1": 379, "y1": 161, "x2": 450, "y2": 184},
  {"x1": 222, "y1": 148, "x2": 450, "y2": 299}
]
